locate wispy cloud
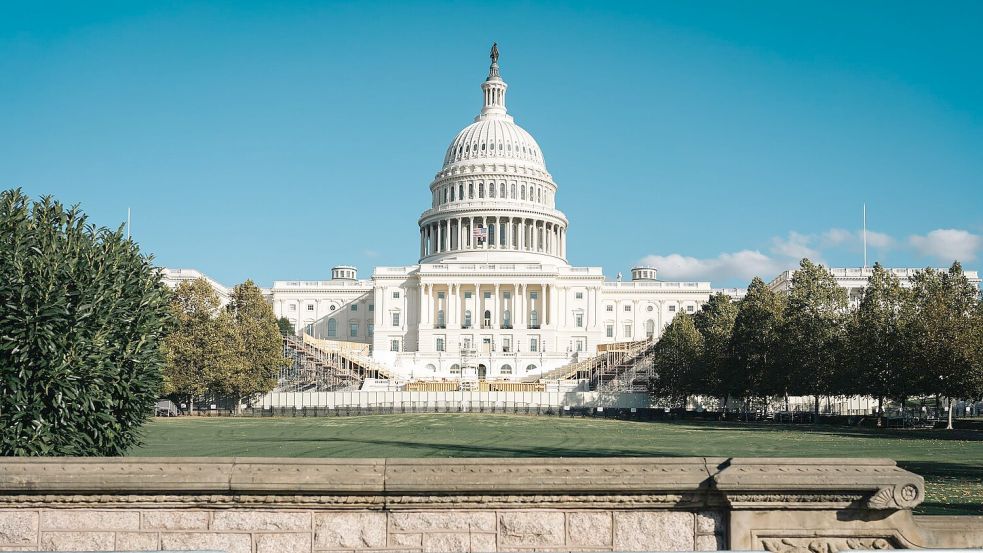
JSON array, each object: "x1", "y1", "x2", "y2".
[
  {"x1": 639, "y1": 250, "x2": 783, "y2": 283},
  {"x1": 909, "y1": 229, "x2": 983, "y2": 262}
]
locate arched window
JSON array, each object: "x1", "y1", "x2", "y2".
[
  {"x1": 500, "y1": 364, "x2": 513, "y2": 375},
  {"x1": 483, "y1": 310, "x2": 491, "y2": 328},
  {"x1": 479, "y1": 183, "x2": 485, "y2": 198},
  {"x1": 521, "y1": 185, "x2": 526, "y2": 200},
  {"x1": 450, "y1": 364, "x2": 461, "y2": 375},
  {"x1": 490, "y1": 184, "x2": 495, "y2": 198},
  {"x1": 443, "y1": 188, "x2": 448, "y2": 203},
  {"x1": 469, "y1": 183, "x2": 474, "y2": 198},
  {"x1": 537, "y1": 188, "x2": 542, "y2": 203},
  {"x1": 459, "y1": 184, "x2": 464, "y2": 199},
  {"x1": 425, "y1": 364, "x2": 437, "y2": 372},
  {"x1": 327, "y1": 318, "x2": 337, "y2": 338},
  {"x1": 499, "y1": 183, "x2": 505, "y2": 197},
  {"x1": 464, "y1": 310, "x2": 472, "y2": 328},
  {"x1": 525, "y1": 364, "x2": 537, "y2": 372},
  {"x1": 646, "y1": 320, "x2": 655, "y2": 339},
  {"x1": 511, "y1": 183, "x2": 516, "y2": 198},
  {"x1": 450, "y1": 187, "x2": 455, "y2": 201}
]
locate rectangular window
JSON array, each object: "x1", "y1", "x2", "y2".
[
  {"x1": 503, "y1": 337, "x2": 511, "y2": 352},
  {"x1": 687, "y1": 305, "x2": 695, "y2": 313},
  {"x1": 350, "y1": 323, "x2": 358, "y2": 337},
  {"x1": 576, "y1": 292, "x2": 583, "y2": 299},
  {"x1": 390, "y1": 340, "x2": 400, "y2": 352},
  {"x1": 464, "y1": 292, "x2": 472, "y2": 299},
  {"x1": 307, "y1": 304, "x2": 314, "y2": 311},
  {"x1": 575, "y1": 313, "x2": 583, "y2": 327},
  {"x1": 289, "y1": 304, "x2": 296, "y2": 311},
  {"x1": 436, "y1": 338, "x2": 445, "y2": 352},
  {"x1": 624, "y1": 324, "x2": 633, "y2": 338},
  {"x1": 606, "y1": 324, "x2": 614, "y2": 338},
  {"x1": 530, "y1": 337, "x2": 538, "y2": 352},
  {"x1": 606, "y1": 305, "x2": 613, "y2": 312},
  {"x1": 576, "y1": 339, "x2": 584, "y2": 352},
  {"x1": 530, "y1": 291, "x2": 538, "y2": 300},
  {"x1": 438, "y1": 291, "x2": 445, "y2": 299},
  {"x1": 504, "y1": 292, "x2": 511, "y2": 300},
  {"x1": 624, "y1": 305, "x2": 632, "y2": 312},
  {"x1": 392, "y1": 291, "x2": 400, "y2": 299},
  {"x1": 367, "y1": 324, "x2": 374, "y2": 337},
  {"x1": 484, "y1": 292, "x2": 491, "y2": 300},
  {"x1": 350, "y1": 304, "x2": 357, "y2": 312},
  {"x1": 392, "y1": 312, "x2": 400, "y2": 326},
  {"x1": 669, "y1": 305, "x2": 676, "y2": 312},
  {"x1": 368, "y1": 304, "x2": 374, "y2": 312}
]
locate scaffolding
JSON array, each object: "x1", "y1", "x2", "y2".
[
  {"x1": 278, "y1": 334, "x2": 393, "y2": 392},
  {"x1": 525, "y1": 338, "x2": 657, "y2": 392}
]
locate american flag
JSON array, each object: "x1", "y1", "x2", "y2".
[{"x1": 472, "y1": 226, "x2": 488, "y2": 242}]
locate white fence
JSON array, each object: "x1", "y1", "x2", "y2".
[{"x1": 255, "y1": 390, "x2": 654, "y2": 409}]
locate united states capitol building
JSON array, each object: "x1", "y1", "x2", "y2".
[{"x1": 163, "y1": 47, "x2": 978, "y2": 391}]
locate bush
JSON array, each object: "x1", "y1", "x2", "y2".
[{"x1": 0, "y1": 189, "x2": 171, "y2": 455}]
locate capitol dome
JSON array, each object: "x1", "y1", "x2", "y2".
[{"x1": 418, "y1": 44, "x2": 569, "y2": 266}]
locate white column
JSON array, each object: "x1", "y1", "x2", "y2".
[{"x1": 493, "y1": 284, "x2": 500, "y2": 327}]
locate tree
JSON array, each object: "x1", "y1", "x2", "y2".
[
  {"x1": 277, "y1": 317, "x2": 295, "y2": 336},
  {"x1": 779, "y1": 259, "x2": 848, "y2": 415},
  {"x1": 222, "y1": 281, "x2": 285, "y2": 409},
  {"x1": 727, "y1": 277, "x2": 785, "y2": 411},
  {"x1": 847, "y1": 263, "x2": 912, "y2": 425},
  {"x1": 0, "y1": 189, "x2": 170, "y2": 455},
  {"x1": 693, "y1": 293, "x2": 738, "y2": 404},
  {"x1": 649, "y1": 313, "x2": 704, "y2": 407},
  {"x1": 161, "y1": 278, "x2": 239, "y2": 411},
  {"x1": 909, "y1": 262, "x2": 981, "y2": 429}
]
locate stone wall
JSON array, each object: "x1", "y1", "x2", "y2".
[{"x1": 0, "y1": 457, "x2": 980, "y2": 552}]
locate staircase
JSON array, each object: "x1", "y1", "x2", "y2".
[
  {"x1": 525, "y1": 338, "x2": 656, "y2": 392},
  {"x1": 279, "y1": 334, "x2": 394, "y2": 392}
]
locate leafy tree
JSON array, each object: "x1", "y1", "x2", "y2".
[
  {"x1": 909, "y1": 262, "x2": 981, "y2": 429},
  {"x1": 161, "y1": 278, "x2": 238, "y2": 411},
  {"x1": 847, "y1": 263, "x2": 912, "y2": 425},
  {"x1": 693, "y1": 292, "x2": 738, "y2": 403},
  {"x1": 779, "y1": 259, "x2": 848, "y2": 415},
  {"x1": 0, "y1": 189, "x2": 170, "y2": 455},
  {"x1": 277, "y1": 316, "x2": 295, "y2": 336},
  {"x1": 222, "y1": 281, "x2": 285, "y2": 409},
  {"x1": 727, "y1": 277, "x2": 785, "y2": 410},
  {"x1": 649, "y1": 313, "x2": 704, "y2": 407}
]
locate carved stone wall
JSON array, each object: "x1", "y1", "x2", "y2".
[{"x1": 0, "y1": 457, "x2": 980, "y2": 552}]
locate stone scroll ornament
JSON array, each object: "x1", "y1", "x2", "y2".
[{"x1": 866, "y1": 482, "x2": 923, "y2": 510}]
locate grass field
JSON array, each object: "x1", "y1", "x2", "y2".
[{"x1": 133, "y1": 414, "x2": 983, "y2": 515}]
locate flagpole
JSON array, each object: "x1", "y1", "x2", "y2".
[{"x1": 863, "y1": 203, "x2": 867, "y2": 269}]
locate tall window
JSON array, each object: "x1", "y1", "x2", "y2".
[
  {"x1": 646, "y1": 320, "x2": 655, "y2": 339},
  {"x1": 483, "y1": 310, "x2": 491, "y2": 328},
  {"x1": 489, "y1": 184, "x2": 496, "y2": 198},
  {"x1": 436, "y1": 337, "x2": 445, "y2": 352},
  {"x1": 503, "y1": 310, "x2": 511, "y2": 328},
  {"x1": 500, "y1": 183, "x2": 505, "y2": 197},
  {"x1": 367, "y1": 323, "x2": 374, "y2": 337},
  {"x1": 437, "y1": 310, "x2": 445, "y2": 328},
  {"x1": 530, "y1": 311, "x2": 539, "y2": 328},
  {"x1": 327, "y1": 318, "x2": 337, "y2": 337},
  {"x1": 575, "y1": 313, "x2": 583, "y2": 328},
  {"x1": 606, "y1": 324, "x2": 614, "y2": 338},
  {"x1": 392, "y1": 312, "x2": 400, "y2": 326},
  {"x1": 390, "y1": 339, "x2": 400, "y2": 352},
  {"x1": 350, "y1": 323, "x2": 358, "y2": 337},
  {"x1": 624, "y1": 324, "x2": 633, "y2": 338},
  {"x1": 530, "y1": 337, "x2": 538, "y2": 352},
  {"x1": 459, "y1": 184, "x2": 464, "y2": 199},
  {"x1": 479, "y1": 183, "x2": 484, "y2": 198},
  {"x1": 464, "y1": 310, "x2": 472, "y2": 328},
  {"x1": 521, "y1": 185, "x2": 526, "y2": 200}
]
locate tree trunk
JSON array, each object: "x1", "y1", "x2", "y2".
[
  {"x1": 947, "y1": 398, "x2": 954, "y2": 430},
  {"x1": 877, "y1": 396, "x2": 883, "y2": 428},
  {"x1": 814, "y1": 395, "x2": 820, "y2": 418},
  {"x1": 784, "y1": 392, "x2": 789, "y2": 412}
]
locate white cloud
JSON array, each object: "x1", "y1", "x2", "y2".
[
  {"x1": 771, "y1": 231, "x2": 822, "y2": 261},
  {"x1": 362, "y1": 249, "x2": 380, "y2": 258},
  {"x1": 866, "y1": 230, "x2": 894, "y2": 248},
  {"x1": 820, "y1": 228, "x2": 895, "y2": 249},
  {"x1": 909, "y1": 229, "x2": 983, "y2": 262},
  {"x1": 639, "y1": 250, "x2": 785, "y2": 283},
  {"x1": 821, "y1": 228, "x2": 853, "y2": 246}
]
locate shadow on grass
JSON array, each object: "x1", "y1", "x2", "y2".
[
  {"x1": 648, "y1": 419, "x2": 983, "y2": 442},
  {"x1": 271, "y1": 435, "x2": 685, "y2": 458}
]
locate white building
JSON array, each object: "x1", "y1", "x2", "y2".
[
  {"x1": 768, "y1": 267, "x2": 981, "y2": 308},
  {"x1": 261, "y1": 50, "x2": 712, "y2": 382}
]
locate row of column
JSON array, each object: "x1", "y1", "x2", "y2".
[
  {"x1": 420, "y1": 216, "x2": 566, "y2": 258},
  {"x1": 418, "y1": 282, "x2": 561, "y2": 330}
]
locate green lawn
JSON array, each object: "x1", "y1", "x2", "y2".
[{"x1": 133, "y1": 414, "x2": 983, "y2": 515}]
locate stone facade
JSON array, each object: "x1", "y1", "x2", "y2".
[{"x1": 0, "y1": 457, "x2": 980, "y2": 552}]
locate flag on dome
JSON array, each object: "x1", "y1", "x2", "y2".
[{"x1": 472, "y1": 226, "x2": 487, "y2": 242}]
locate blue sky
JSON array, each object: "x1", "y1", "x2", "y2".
[{"x1": 2, "y1": 1, "x2": 981, "y2": 287}]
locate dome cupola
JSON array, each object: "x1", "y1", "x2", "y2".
[{"x1": 417, "y1": 44, "x2": 570, "y2": 266}]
